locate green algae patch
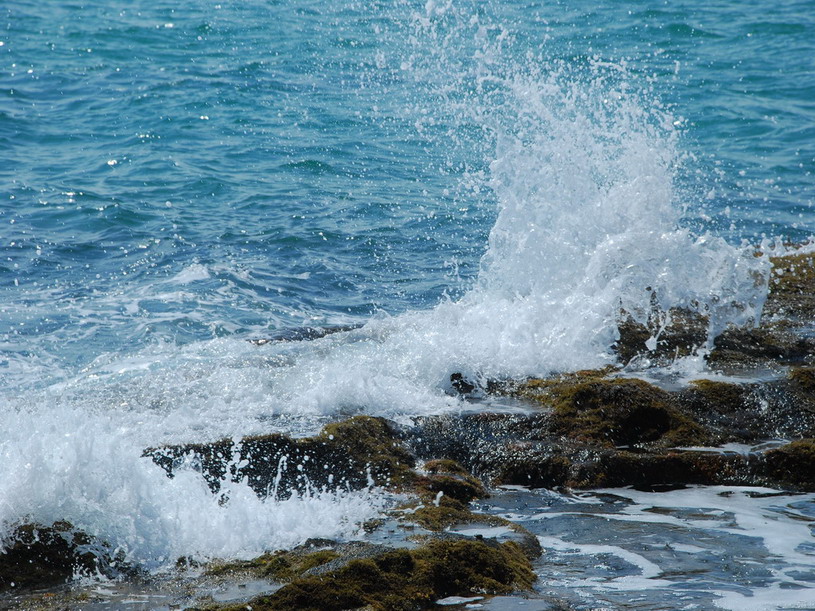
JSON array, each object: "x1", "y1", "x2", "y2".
[
  {"x1": 396, "y1": 460, "x2": 492, "y2": 532},
  {"x1": 407, "y1": 496, "x2": 484, "y2": 532},
  {"x1": 211, "y1": 539, "x2": 535, "y2": 611},
  {"x1": 687, "y1": 379, "x2": 750, "y2": 411},
  {"x1": 520, "y1": 377, "x2": 709, "y2": 448},
  {"x1": 414, "y1": 460, "x2": 488, "y2": 504},
  {"x1": 764, "y1": 439, "x2": 815, "y2": 490}
]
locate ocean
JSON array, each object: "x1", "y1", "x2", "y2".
[{"x1": 1, "y1": 0, "x2": 814, "y2": 608}]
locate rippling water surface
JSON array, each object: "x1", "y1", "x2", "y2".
[{"x1": 1, "y1": 0, "x2": 814, "y2": 607}]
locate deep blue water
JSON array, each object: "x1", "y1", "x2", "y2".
[{"x1": 1, "y1": 0, "x2": 815, "y2": 598}]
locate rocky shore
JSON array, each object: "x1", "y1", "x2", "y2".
[{"x1": 3, "y1": 250, "x2": 815, "y2": 610}]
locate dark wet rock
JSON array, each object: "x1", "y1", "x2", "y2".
[
  {"x1": 676, "y1": 379, "x2": 762, "y2": 441},
  {"x1": 677, "y1": 374, "x2": 815, "y2": 442},
  {"x1": 409, "y1": 410, "x2": 815, "y2": 492},
  {"x1": 712, "y1": 250, "x2": 815, "y2": 367},
  {"x1": 0, "y1": 522, "x2": 112, "y2": 592},
  {"x1": 201, "y1": 538, "x2": 535, "y2": 611},
  {"x1": 144, "y1": 363, "x2": 815, "y2": 504},
  {"x1": 450, "y1": 372, "x2": 477, "y2": 395},
  {"x1": 707, "y1": 323, "x2": 815, "y2": 367},
  {"x1": 144, "y1": 415, "x2": 414, "y2": 498},
  {"x1": 415, "y1": 459, "x2": 489, "y2": 504},
  {"x1": 406, "y1": 365, "x2": 815, "y2": 492}
]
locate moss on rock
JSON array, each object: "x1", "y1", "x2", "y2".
[
  {"x1": 205, "y1": 545, "x2": 340, "y2": 582},
  {"x1": 788, "y1": 367, "x2": 815, "y2": 393},
  {"x1": 414, "y1": 460, "x2": 488, "y2": 505},
  {"x1": 317, "y1": 415, "x2": 416, "y2": 487}
]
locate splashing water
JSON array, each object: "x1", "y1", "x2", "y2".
[{"x1": 0, "y1": 0, "x2": 778, "y2": 572}]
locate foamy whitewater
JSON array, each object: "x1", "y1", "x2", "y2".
[{"x1": 1, "y1": 0, "x2": 814, "y2": 607}]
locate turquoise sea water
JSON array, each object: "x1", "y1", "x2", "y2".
[
  {"x1": 1, "y1": 0, "x2": 815, "y2": 606},
  {"x1": 3, "y1": 0, "x2": 813, "y2": 370}
]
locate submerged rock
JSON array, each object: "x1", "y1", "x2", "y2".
[{"x1": 250, "y1": 324, "x2": 363, "y2": 345}]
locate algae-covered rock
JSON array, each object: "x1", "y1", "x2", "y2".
[
  {"x1": 0, "y1": 522, "x2": 106, "y2": 592},
  {"x1": 519, "y1": 376, "x2": 710, "y2": 448},
  {"x1": 678, "y1": 379, "x2": 758, "y2": 442},
  {"x1": 788, "y1": 366, "x2": 815, "y2": 393},
  {"x1": 206, "y1": 543, "x2": 340, "y2": 582},
  {"x1": 208, "y1": 539, "x2": 535, "y2": 611},
  {"x1": 409, "y1": 369, "x2": 815, "y2": 492},
  {"x1": 570, "y1": 449, "x2": 755, "y2": 489},
  {"x1": 678, "y1": 374, "x2": 815, "y2": 443},
  {"x1": 764, "y1": 439, "x2": 815, "y2": 490},
  {"x1": 317, "y1": 416, "x2": 415, "y2": 487},
  {"x1": 145, "y1": 415, "x2": 414, "y2": 498},
  {"x1": 707, "y1": 323, "x2": 815, "y2": 367},
  {"x1": 489, "y1": 451, "x2": 573, "y2": 489}
]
